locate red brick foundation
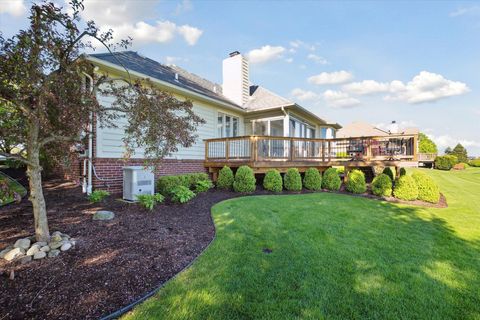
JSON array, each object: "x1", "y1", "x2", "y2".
[{"x1": 78, "y1": 158, "x2": 206, "y2": 193}]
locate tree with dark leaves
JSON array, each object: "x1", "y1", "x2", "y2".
[{"x1": 0, "y1": 0, "x2": 204, "y2": 242}]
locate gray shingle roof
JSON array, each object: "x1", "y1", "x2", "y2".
[
  {"x1": 87, "y1": 51, "x2": 239, "y2": 108},
  {"x1": 244, "y1": 85, "x2": 293, "y2": 111}
]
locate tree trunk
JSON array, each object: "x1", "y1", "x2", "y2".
[{"x1": 27, "y1": 122, "x2": 50, "y2": 242}]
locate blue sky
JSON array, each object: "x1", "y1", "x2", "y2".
[{"x1": 1, "y1": 0, "x2": 479, "y2": 155}]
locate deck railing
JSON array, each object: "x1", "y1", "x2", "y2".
[
  {"x1": 205, "y1": 134, "x2": 418, "y2": 163},
  {"x1": 418, "y1": 153, "x2": 437, "y2": 162}
]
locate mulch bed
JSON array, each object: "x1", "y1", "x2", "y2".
[{"x1": 0, "y1": 180, "x2": 446, "y2": 319}]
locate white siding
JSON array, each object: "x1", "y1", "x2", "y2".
[{"x1": 95, "y1": 92, "x2": 244, "y2": 159}]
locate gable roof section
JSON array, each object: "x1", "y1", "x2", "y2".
[
  {"x1": 86, "y1": 51, "x2": 240, "y2": 109},
  {"x1": 244, "y1": 85, "x2": 293, "y2": 111}
]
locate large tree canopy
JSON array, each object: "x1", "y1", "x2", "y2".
[
  {"x1": 418, "y1": 133, "x2": 438, "y2": 154},
  {"x1": 0, "y1": 0, "x2": 204, "y2": 241}
]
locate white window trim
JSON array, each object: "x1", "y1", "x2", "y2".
[{"x1": 218, "y1": 112, "x2": 240, "y2": 138}]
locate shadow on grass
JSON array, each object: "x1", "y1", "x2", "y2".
[{"x1": 127, "y1": 193, "x2": 480, "y2": 319}]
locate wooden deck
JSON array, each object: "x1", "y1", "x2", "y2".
[{"x1": 204, "y1": 134, "x2": 418, "y2": 179}]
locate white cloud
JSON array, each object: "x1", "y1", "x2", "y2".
[
  {"x1": 247, "y1": 45, "x2": 286, "y2": 64},
  {"x1": 290, "y1": 88, "x2": 319, "y2": 101},
  {"x1": 450, "y1": 6, "x2": 480, "y2": 17},
  {"x1": 165, "y1": 56, "x2": 188, "y2": 65},
  {"x1": 307, "y1": 54, "x2": 328, "y2": 65},
  {"x1": 385, "y1": 71, "x2": 469, "y2": 104},
  {"x1": 285, "y1": 58, "x2": 294, "y2": 63},
  {"x1": 342, "y1": 80, "x2": 390, "y2": 95},
  {"x1": 177, "y1": 25, "x2": 203, "y2": 45},
  {"x1": 289, "y1": 40, "x2": 316, "y2": 51},
  {"x1": 175, "y1": 0, "x2": 193, "y2": 15},
  {"x1": 79, "y1": 0, "x2": 203, "y2": 46},
  {"x1": 427, "y1": 133, "x2": 480, "y2": 151},
  {"x1": 323, "y1": 90, "x2": 360, "y2": 108},
  {"x1": 0, "y1": 0, "x2": 26, "y2": 16},
  {"x1": 308, "y1": 71, "x2": 354, "y2": 85}
]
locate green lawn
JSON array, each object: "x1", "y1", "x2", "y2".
[{"x1": 125, "y1": 168, "x2": 480, "y2": 320}]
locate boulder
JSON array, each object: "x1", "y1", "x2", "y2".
[
  {"x1": 60, "y1": 243, "x2": 72, "y2": 252},
  {"x1": 48, "y1": 249, "x2": 60, "y2": 258},
  {"x1": 14, "y1": 238, "x2": 31, "y2": 250},
  {"x1": 4, "y1": 248, "x2": 25, "y2": 261},
  {"x1": 0, "y1": 246, "x2": 13, "y2": 259},
  {"x1": 93, "y1": 210, "x2": 115, "y2": 221},
  {"x1": 40, "y1": 245, "x2": 50, "y2": 252},
  {"x1": 33, "y1": 251, "x2": 47, "y2": 260},
  {"x1": 26, "y1": 245, "x2": 41, "y2": 256}
]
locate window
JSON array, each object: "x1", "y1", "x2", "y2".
[
  {"x1": 290, "y1": 117, "x2": 315, "y2": 138},
  {"x1": 218, "y1": 113, "x2": 240, "y2": 137},
  {"x1": 321, "y1": 128, "x2": 328, "y2": 139}
]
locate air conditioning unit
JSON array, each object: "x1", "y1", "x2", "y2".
[{"x1": 123, "y1": 166, "x2": 154, "y2": 201}]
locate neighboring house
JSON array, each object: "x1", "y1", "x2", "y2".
[
  {"x1": 77, "y1": 51, "x2": 341, "y2": 192},
  {"x1": 337, "y1": 121, "x2": 419, "y2": 138}
]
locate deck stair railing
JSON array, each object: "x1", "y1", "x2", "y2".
[{"x1": 205, "y1": 135, "x2": 418, "y2": 163}]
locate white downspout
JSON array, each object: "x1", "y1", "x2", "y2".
[{"x1": 83, "y1": 72, "x2": 94, "y2": 195}]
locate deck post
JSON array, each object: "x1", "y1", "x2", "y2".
[
  {"x1": 344, "y1": 166, "x2": 350, "y2": 182},
  {"x1": 328, "y1": 141, "x2": 331, "y2": 161},
  {"x1": 225, "y1": 138, "x2": 230, "y2": 161}
]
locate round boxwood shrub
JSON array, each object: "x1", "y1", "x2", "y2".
[
  {"x1": 399, "y1": 167, "x2": 407, "y2": 176},
  {"x1": 469, "y1": 159, "x2": 480, "y2": 167},
  {"x1": 284, "y1": 168, "x2": 302, "y2": 191},
  {"x1": 322, "y1": 167, "x2": 342, "y2": 191},
  {"x1": 233, "y1": 165, "x2": 256, "y2": 193},
  {"x1": 345, "y1": 169, "x2": 367, "y2": 194},
  {"x1": 371, "y1": 173, "x2": 392, "y2": 197},
  {"x1": 382, "y1": 167, "x2": 395, "y2": 181},
  {"x1": 303, "y1": 168, "x2": 322, "y2": 191},
  {"x1": 412, "y1": 171, "x2": 440, "y2": 203},
  {"x1": 217, "y1": 166, "x2": 234, "y2": 190},
  {"x1": 393, "y1": 175, "x2": 419, "y2": 201},
  {"x1": 263, "y1": 169, "x2": 283, "y2": 192}
]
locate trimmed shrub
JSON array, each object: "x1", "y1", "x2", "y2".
[
  {"x1": 263, "y1": 169, "x2": 283, "y2": 192},
  {"x1": 469, "y1": 159, "x2": 480, "y2": 167},
  {"x1": 345, "y1": 169, "x2": 367, "y2": 194},
  {"x1": 412, "y1": 172, "x2": 440, "y2": 203},
  {"x1": 195, "y1": 179, "x2": 213, "y2": 192},
  {"x1": 382, "y1": 167, "x2": 395, "y2": 181},
  {"x1": 435, "y1": 155, "x2": 458, "y2": 170},
  {"x1": 186, "y1": 173, "x2": 209, "y2": 186},
  {"x1": 156, "y1": 175, "x2": 187, "y2": 196},
  {"x1": 136, "y1": 193, "x2": 165, "y2": 211},
  {"x1": 284, "y1": 168, "x2": 302, "y2": 191},
  {"x1": 322, "y1": 167, "x2": 342, "y2": 191},
  {"x1": 399, "y1": 167, "x2": 407, "y2": 176},
  {"x1": 217, "y1": 166, "x2": 234, "y2": 190},
  {"x1": 393, "y1": 175, "x2": 418, "y2": 201},
  {"x1": 171, "y1": 186, "x2": 196, "y2": 203},
  {"x1": 371, "y1": 173, "x2": 392, "y2": 197},
  {"x1": 88, "y1": 190, "x2": 110, "y2": 203},
  {"x1": 233, "y1": 166, "x2": 256, "y2": 193},
  {"x1": 303, "y1": 168, "x2": 322, "y2": 191}
]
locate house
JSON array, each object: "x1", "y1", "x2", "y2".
[
  {"x1": 337, "y1": 121, "x2": 419, "y2": 138},
  {"x1": 77, "y1": 51, "x2": 343, "y2": 192}
]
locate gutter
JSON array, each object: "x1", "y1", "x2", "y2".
[{"x1": 85, "y1": 56, "x2": 244, "y2": 113}]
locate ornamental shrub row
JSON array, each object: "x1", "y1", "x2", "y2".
[
  {"x1": 345, "y1": 169, "x2": 367, "y2": 194},
  {"x1": 392, "y1": 171, "x2": 440, "y2": 203},
  {"x1": 156, "y1": 172, "x2": 209, "y2": 196}
]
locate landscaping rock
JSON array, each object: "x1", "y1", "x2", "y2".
[
  {"x1": 26, "y1": 245, "x2": 41, "y2": 256},
  {"x1": 93, "y1": 210, "x2": 115, "y2": 220},
  {"x1": 4, "y1": 248, "x2": 25, "y2": 261},
  {"x1": 33, "y1": 251, "x2": 47, "y2": 260},
  {"x1": 48, "y1": 249, "x2": 60, "y2": 258},
  {"x1": 50, "y1": 241, "x2": 64, "y2": 250},
  {"x1": 40, "y1": 245, "x2": 50, "y2": 252},
  {"x1": 0, "y1": 246, "x2": 13, "y2": 259},
  {"x1": 50, "y1": 234, "x2": 63, "y2": 243},
  {"x1": 60, "y1": 243, "x2": 72, "y2": 252},
  {"x1": 14, "y1": 238, "x2": 31, "y2": 250},
  {"x1": 33, "y1": 241, "x2": 47, "y2": 247},
  {"x1": 20, "y1": 256, "x2": 32, "y2": 264}
]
